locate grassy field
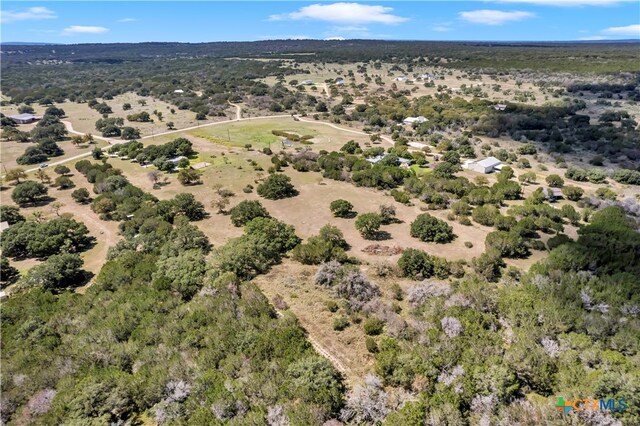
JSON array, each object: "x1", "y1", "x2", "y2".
[{"x1": 188, "y1": 116, "x2": 371, "y2": 151}]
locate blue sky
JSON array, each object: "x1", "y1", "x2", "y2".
[{"x1": 1, "y1": 1, "x2": 639, "y2": 43}]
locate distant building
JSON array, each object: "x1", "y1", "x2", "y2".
[
  {"x1": 407, "y1": 141, "x2": 428, "y2": 150},
  {"x1": 168, "y1": 155, "x2": 187, "y2": 164},
  {"x1": 545, "y1": 187, "x2": 563, "y2": 202},
  {"x1": 174, "y1": 89, "x2": 185, "y2": 94},
  {"x1": 191, "y1": 162, "x2": 211, "y2": 170},
  {"x1": 395, "y1": 76, "x2": 408, "y2": 82},
  {"x1": 463, "y1": 157, "x2": 502, "y2": 174},
  {"x1": 403, "y1": 116, "x2": 428, "y2": 125},
  {"x1": 7, "y1": 113, "x2": 39, "y2": 124},
  {"x1": 366, "y1": 154, "x2": 385, "y2": 164},
  {"x1": 335, "y1": 78, "x2": 345, "y2": 85},
  {"x1": 419, "y1": 73, "x2": 436, "y2": 81},
  {"x1": 301, "y1": 80, "x2": 314, "y2": 85},
  {"x1": 493, "y1": 104, "x2": 507, "y2": 111}
]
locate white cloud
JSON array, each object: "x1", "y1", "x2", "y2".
[
  {"x1": 1, "y1": 6, "x2": 56, "y2": 24},
  {"x1": 325, "y1": 36, "x2": 347, "y2": 40},
  {"x1": 433, "y1": 22, "x2": 454, "y2": 32},
  {"x1": 62, "y1": 26, "x2": 110, "y2": 35},
  {"x1": 334, "y1": 25, "x2": 368, "y2": 32},
  {"x1": 579, "y1": 35, "x2": 609, "y2": 40},
  {"x1": 269, "y1": 3, "x2": 408, "y2": 25},
  {"x1": 496, "y1": 0, "x2": 634, "y2": 5},
  {"x1": 118, "y1": 18, "x2": 137, "y2": 23},
  {"x1": 459, "y1": 10, "x2": 535, "y2": 25},
  {"x1": 602, "y1": 24, "x2": 640, "y2": 36}
]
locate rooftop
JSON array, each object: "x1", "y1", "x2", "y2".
[
  {"x1": 8, "y1": 113, "x2": 38, "y2": 120},
  {"x1": 475, "y1": 156, "x2": 502, "y2": 168}
]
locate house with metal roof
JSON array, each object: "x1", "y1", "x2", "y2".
[
  {"x1": 7, "y1": 113, "x2": 40, "y2": 124},
  {"x1": 463, "y1": 157, "x2": 502, "y2": 174}
]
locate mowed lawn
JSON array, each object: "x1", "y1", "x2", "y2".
[{"x1": 187, "y1": 117, "x2": 371, "y2": 151}]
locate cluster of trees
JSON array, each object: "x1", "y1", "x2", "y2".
[
  {"x1": 108, "y1": 137, "x2": 195, "y2": 170},
  {"x1": 1, "y1": 217, "x2": 92, "y2": 259},
  {"x1": 2, "y1": 196, "x2": 345, "y2": 424},
  {"x1": 8, "y1": 113, "x2": 68, "y2": 165},
  {"x1": 366, "y1": 206, "x2": 639, "y2": 424},
  {"x1": 74, "y1": 160, "x2": 205, "y2": 222}
]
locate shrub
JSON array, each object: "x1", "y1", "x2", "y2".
[
  {"x1": 561, "y1": 185, "x2": 584, "y2": 201},
  {"x1": 330, "y1": 199, "x2": 355, "y2": 218},
  {"x1": 613, "y1": 169, "x2": 640, "y2": 185},
  {"x1": 595, "y1": 187, "x2": 617, "y2": 200},
  {"x1": 325, "y1": 300, "x2": 339, "y2": 313},
  {"x1": 546, "y1": 174, "x2": 564, "y2": 188},
  {"x1": 378, "y1": 205, "x2": 396, "y2": 224},
  {"x1": 333, "y1": 271, "x2": 380, "y2": 311},
  {"x1": 398, "y1": 248, "x2": 435, "y2": 280},
  {"x1": 472, "y1": 250, "x2": 505, "y2": 282},
  {"x1": 11, "y1": 181, "x2": 48, "y2": 206},
  {"x1": 314, "y1": 260, "x2": 343, "y2": 287},
  {"x1": 355, "y1": 213, "x2": 382, "y2": 239},
  {"x1": 0, "y1": 205, "x2": 25, "y2": 225},
  {"x1": 71, "y1": 188, "x2": 91, "y2": 204},
  {"x1": 365, "y1": 337, "x2": 379, "y2": 353},
  {"x1": 333, "y1": 316, "x2": 350, "y2": 331},
  {"x1": 485, "y1": 231, "x2": 529, "y2": 258},
  {"x1": 257, "y1": 174, "x2": 297, "y2": 199},
  {"x1": 229, "y1": 200, "x2": 270, "y2": 226},
  {"x1": 410, "y1": 213, "x2": 455, "y2": 243},
  {"x1": 390, "y1": 189, "x2": 411, "y2": 204},
  {"x1": 177, "y1": 168, "x2": 200, "y2": 185},
  {"x1": 472, "y1": 205, "x2": 499, "y2": 226},
  {"x1": 292, "y1": 225, "x2": 348, "y2": 265},
  {"x1": 363, "y1": 317, "x2": 384, "y2": 336},
  {"x1": 54, "y1": 175, "x2": 74, "y2": 189}
]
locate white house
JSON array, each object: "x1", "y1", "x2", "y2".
[
  {"x1": 395, "y1": 76, "x2": 408, "y2": 82},
  {"x1": 403, "y1": 116, "x2": 428, "y2": 125},
  {"x1": 493, "y1": 104, "x2": 507, "y2": 111},
  {"x1": 174, "y1": 89, "x2": 185, "y2": 94},
  {"x1": 407, "y1": 141, "x2": 428, "y2": 150},
  {"x1": 301, "y1": 80, "x2": 314, "y2": 85},
  {"x1": 463, "y1": 157, "x2": 502, "y2": 174},
  {"x1": 168, "y1": 155, "x2": 187, "y2": 164},
  {"x1": 8, "y1": 113, "x2": 40, "y2": 124},
  {"x1": 419, "y1": 73, "x2": 436, "y2": 81}
]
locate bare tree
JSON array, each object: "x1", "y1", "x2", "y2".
[
  {"x1": 35, "y1": 169, "x2": 51, "y2": 185},
  {"x1": 147, "y1": 170, "x2": 162, "y2": 188},
  {"x1": 50, "y1": 201, "x2": 63, "y2": 217},
  {"x1": 211, "y1": 197, "x2": 230, "y2": 214}
]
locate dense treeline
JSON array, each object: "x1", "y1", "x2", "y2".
[
  {"x1": 1, "y1": 161, "x2": 345, "y2": 424},
  {"x1": 2, "y1": 40, "x2": 639, "y2": 73},
  {"x1": 367, "y1": 207, "x2": 639, "y2": 424}
]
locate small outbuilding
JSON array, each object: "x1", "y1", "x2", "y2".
[
  {"x1": 7, "y1": 113, "x2": 40, "y2": 124},
  {"x1": 407, "y1": 141, "x2": 428, "y2": 150},
  {"x1": 174, "y1": 89, "x2": 185, "y2": 94},
  {"x1": 301, "y1": 80, "x2": 314, "y2": 85},
  {"x1": 403, "y1": 116, "x2": 428, "y2": 125},
  {"x1": 463, "y1": 157, "x2": 502, "y2": 174},
  {"x1": 493, "y1": 104, "x2": 507, "y2": 111}
]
